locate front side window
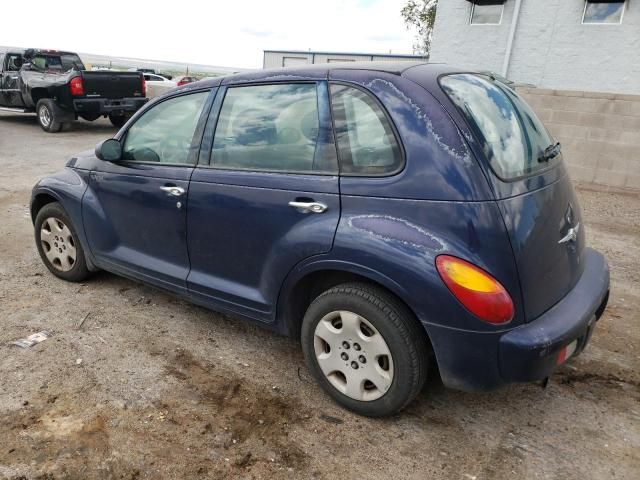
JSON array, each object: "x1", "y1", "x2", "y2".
[
  {"x1": 330, "y1": 84, "x2": 403, "y2": 175},
  {"x1": 470, "y1": 1, "x2": 504, "y2": 25},
  {"x1": 583, "y1": 1, "x2": 625, "y2": 24},
  {"x1": 441, "y1": 74, "x2": 557, "y2": 180},
  {"x1": 212, "y1": 83, "x2": 330, "y2": 173},
  {"x1": 123, "y1": 91, "x2": 208, "y2": 164}
]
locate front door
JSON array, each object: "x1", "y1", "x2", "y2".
[
  {"x1": 0, "y1": 53, "x2": 24, "y2": 107},
  {"x1": 187, "y1": 82, "x2": 340, "y2": 322},
  {"x1": 82, "y1": 89, "x2": 212, "y2": 292}
]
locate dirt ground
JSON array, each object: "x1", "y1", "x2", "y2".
[{"x1": 0, "y1": 112, "x2": 638, "y2": 480}]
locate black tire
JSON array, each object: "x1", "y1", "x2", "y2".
[
  {"x1": 109, "y1": 114, "x2": 127, "y2": 128},
  {"x1": 301, "y1": 283, "x2": 429, "y2": 417},
  {"x1": 34, "y1": 202, "x2": 90, "y2": 282},
  {"x1": 80, "y1": 113, "x2": 101, "y2": 122},
  {"x1": 36, "y1": 99, "x2": 63, "y2": 133}
]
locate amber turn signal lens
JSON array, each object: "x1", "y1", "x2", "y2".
[{"x1": 436, "y1": 255, "x2": 514, "y2": 325}]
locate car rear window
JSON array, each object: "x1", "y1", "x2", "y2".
[{"x1": 441, "y1": 74, "x2": 557, "y2": 180}]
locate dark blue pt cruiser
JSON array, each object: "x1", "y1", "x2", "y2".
[{"x1": 30, "y1": 62, "x2": 610, "y2": 416}]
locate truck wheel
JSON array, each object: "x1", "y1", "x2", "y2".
[
  {"x1": 301, "y1": 283, "x2": 429, "y2": 417},
  {"x1": 109, "y1": 114, "x2": 127, "y2": 128},
  {"x1": 80, "y1": 113, "x2": 101, "y2": 122},
  {"x1": 34, "y1": 202, "x2": 90, "y2": 282},
  {"x1": 36, "y1": 99, "x2": 63, "y2": 133}
]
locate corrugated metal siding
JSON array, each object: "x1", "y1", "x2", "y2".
[
  {"x1": 314, "y1": 54, "x2": 373, "y2": 63},
  {"x1": 263, "y1": 51, "x2": 424, "y2": 68}
]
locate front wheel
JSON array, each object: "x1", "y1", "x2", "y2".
[
  {"x1": 34, "y1": 202, "x2": 90, "y2": 282},
  {"x1": 36, "y1": 99, "x2": 63, "y2": 133},
  {"x1": 301, "y1": 283, "x2": 429, "y2": 417}
]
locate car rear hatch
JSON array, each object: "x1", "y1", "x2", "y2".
[
  {"x1": 440, "y1": 74, "x2": 586, "y2": 321},
  {"x1": 81, "y1": 71, "x2": 145, "y2": 100}
]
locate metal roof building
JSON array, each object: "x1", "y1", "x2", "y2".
[{"x1": 263, "y1": 50, "x2": 425, "y2": 69}]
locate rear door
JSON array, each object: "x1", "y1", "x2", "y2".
[
  {"x1": 186, "y1": 81, "x2": 340, "y2": 323},
  {"x1": 83, "y1": 89, "x2": 212, "y2": 292},
  {"x1": 440, "y1": 74, "x2": 585, "y2": 321}
]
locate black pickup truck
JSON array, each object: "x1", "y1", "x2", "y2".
[{"x1": 0, "y1": 49, "x2": 147, "y2": 132}]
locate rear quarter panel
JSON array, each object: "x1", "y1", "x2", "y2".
[{"x1": 333, "y1": 196, "x2": 524, "y2": 332}]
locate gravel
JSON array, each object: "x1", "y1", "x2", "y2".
[{"x1": 0, "y1": 112, "x2": 638, "y2": 479}]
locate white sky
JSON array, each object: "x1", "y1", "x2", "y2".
[{"x1": 2, "y1": 0, "x2": 417, "y2": 69}]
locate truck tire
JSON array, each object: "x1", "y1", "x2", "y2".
[
  {"x1": 109, "y1": 114, "x2": 127, "y2": 128},
  {"x1": 36, "y1": 99, "x2": 63, "y2": 133},
  {"x1": 80, "y1": 113, "x2": 101, "y2": 122}
]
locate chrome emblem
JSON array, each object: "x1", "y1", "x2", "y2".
[{"x1": 559, "y1": 222, "x2": 580, "y2": 244}]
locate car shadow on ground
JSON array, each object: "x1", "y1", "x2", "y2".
[{"x1": 0, "y1": 114, "x2": 118, "y2": 133}]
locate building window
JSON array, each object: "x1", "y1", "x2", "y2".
[
  {"x1": 582, "y1": 1, "x2": 625, "y2": 24},
  {"x1": 470, "y1": 1, "x2": 504, "y2": 25}
]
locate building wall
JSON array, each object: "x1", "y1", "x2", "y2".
[
  {"x1": 263, "y1": 51, "x2": 424, "y2": 69},
  {"x1": 519, "y1": 88, "x2": 640, "y2": 190},
  {"x1": 430, "y1": 0, "x2": 640, "y2": 95}
]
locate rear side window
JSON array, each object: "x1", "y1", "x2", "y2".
[
  {"x1": 330, "y1": 84, "x2": 403, "y2": 175},
  {"x1": 441, "y1": 74, "x2": 556, "y2": 180},
  {"x1": 212, "y1": 83, "x2": 334, "y2": 173}
]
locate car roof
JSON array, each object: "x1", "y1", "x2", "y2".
[{"x1": 191, "y1": 61, "x2": 433, "y2": 89}]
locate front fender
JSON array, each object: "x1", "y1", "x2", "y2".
[{"x1": 31, "y1": 167, "x2": 94, "y2": 268}]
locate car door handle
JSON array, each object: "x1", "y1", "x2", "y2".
[
  {"x1": 288, "y1": 201, "x2": 328, "y2": 213},
  {"x1": 160, "y1": 186, "x2": 185, "y2": 197}
]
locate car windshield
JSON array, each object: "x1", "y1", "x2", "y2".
[{"x1": 441, "y1": 73, "x2": 557, "y2": 180}]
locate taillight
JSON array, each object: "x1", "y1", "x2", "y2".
[
  {"x1": 141, "y1": 77, "x2": 147, "y2": 97},
  {"x1": 69, "y1": 76, "x2": 84, "y2": 96},
  {"x1": 436, "y1": 255, "x2": 514, "y2": 325}
]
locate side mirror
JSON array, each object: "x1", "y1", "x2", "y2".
[{"x1": 95, "y1": 139, "x2": 122, "y2": 162}]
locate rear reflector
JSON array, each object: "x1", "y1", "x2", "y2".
[
  {"x1": 556, "y1": 340, "x2": 578, "y2": 366},
  {"x1": 436, "y1": 255, "x2": 514, "y2": 325},
  {"x1": 69, "y1": 76, "x2": 84, "y2": 96}
]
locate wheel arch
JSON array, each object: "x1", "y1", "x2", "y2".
[
  {"x1": 30, "y1": 192, "x2": 59, "y2": 224},
  {"x1": 30, "y1": 88, "x2": 51, "y2": 108},
  {"x1": 276, "y1": 260, "x2": 433, "y2": 349}
]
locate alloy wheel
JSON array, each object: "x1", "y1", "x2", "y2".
[{"x1": 39, "y1": 105, "x2": 51, "y2": 128}]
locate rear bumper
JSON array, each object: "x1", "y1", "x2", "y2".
[
  {"x1": 72, "y1": 97, "x2": 148, "y2": 115},
  {"x1": 498, "y1": 248, "x2": 609, "y2": 382},
  {"x1": 428, "y1": 248, "x2": 610, "y2": 391}
]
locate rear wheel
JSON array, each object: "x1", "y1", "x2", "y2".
[
  {"x1": 36, "y1": 99, "x2": 62, "y2": 133},
  {"x1": 34, "y1": 202, "x2": 90, "y2": 282},
  {"x1": 80, "y1": 113, "x2": 101, "y2": 122},
  {"x1": 109, "y1": 113, "x2": 127, "y2": 128},
  {"x1": 301, "y1": 283, "x2": 429, "y2": 417}
]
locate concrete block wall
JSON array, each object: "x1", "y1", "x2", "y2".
[{"x1": 518, "y1": 88, "x2": 640, "y2": 191}]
